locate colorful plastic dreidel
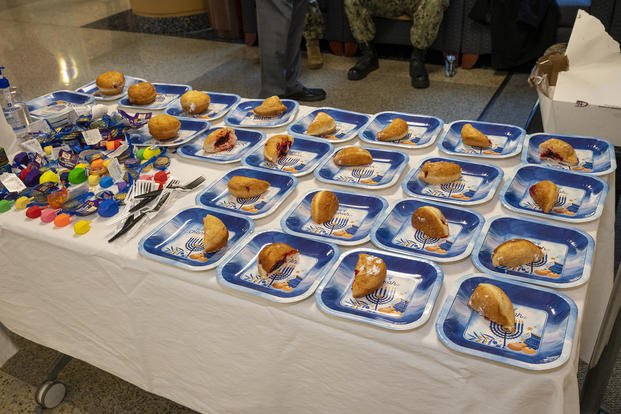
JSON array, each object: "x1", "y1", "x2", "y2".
[
  {"x1": 154, "y1": 171, "x2": 168, "y2": 188},
  {"x1": 143, "y1": 147, "x2": 161, "y2": 161},
  {"x1": 88, "y1": 174, "x2": 100, "y2": 187},
  {"x1": 68, "y1": 167, "x2": 87, "y2": 185},
  {"x1": 39, "y1": 170, "x2": 60, "y2": 185},
  {"x1": 40, "y1": 208, "x2": 58, "y2": 223},
  {"x1": 0, "y1": 199, "x2": 13, "y2": 213},
  {"x1": 15, "y1": 196, "x2": 32, "y2": 210},
  {"x1": 54, "y1": 213, "x2": 72, "y2": 227},
  {"x1": 74, "y1": 220, "x2": 91, "y2": 235},
  {"x1": 99, "y1": 176, "x2": 114, "y2": 188},
  {"x1": 26, "y1": 205, "x2": 42, "y2": 219},
  {"x1": 97, "y1": 199, "x2": 118, "y2": 218}
]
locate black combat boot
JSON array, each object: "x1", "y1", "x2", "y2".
[
  {"x1": 410, "y1": 47, "x2": 430, "y2": 89},
  {"x1": 347, "y1": 43, "x2": 379, "y2": 81}
]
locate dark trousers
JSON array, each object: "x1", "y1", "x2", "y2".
[{"x1": 256, "y1": 0, "x2": 308, "y2": 97}]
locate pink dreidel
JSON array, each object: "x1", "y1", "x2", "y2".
[{"x1": 40, "y1": 208, "x2": 58, "y2": 223}]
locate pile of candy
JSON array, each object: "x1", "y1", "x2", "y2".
[{"x1": 0, "y1": 109, "x2": 174, "y2": 236}]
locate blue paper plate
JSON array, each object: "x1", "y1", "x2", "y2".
[
  {"x1": 402, "y1": 156, "x2": 504, "y2": 205},
  {"x1": 472, "y1": 216, "x2": 594, "y2": 288},
  {"x1": 370, "y1": 198, "x2": 484, "y2": 263},
  {"x1": 500, "y1": 164, "x2": 608, "y2": 223},
  {"x1": 241, "y1": 135, "x2": 333, "y2": 177},
  {"x1": 438, "y1": 120, "x2": 526, "y2": 159},
  {"x1": 177, "y1": 127, "x2": 265, "y2": 164},
  {"x1": 138, "y1": 207, "x2": 254, "y2": 271},
  {"x1": 217, "y1": 230, "x2": 339, "y2": 303},
  {"x1": 117, "y1": 83, "x2": 191, "y2": 111},
  {"x1": 521, "y1": 133, "x2": 616, "y2": 176},
  {"x1": 281, "y1": 190, "x2": 389, "y2": 246},
  {"x1": 436, "y1": 274, "x2": 577, "y2": 370},
  {"x1": 224, "y1": 99, "x2": 299, "y2": 128},
  {"x1": 359, "y1": 111, "x2": 444, "y2": 149},
  {"x1": 165, "y1": 91, "x2": 241, "y2": 121},
  {"x1": 76, "y1": 76, "x2": 146, "y2": 101},
  {"x1": 287, "y1": 107, "x2": 371, "y2": 143},
  {"x1": 316, "y1": 248, "x2": 444, "y2": 330},
  {"x1": 315, "y1": 146, "x2": 409, "y2": 190},
  {"x1": 127, "y1": 118, "x2": 210, "y2": 147},
  {"x1": 27, "y1": 90, "x2": 95, "y2": 119},
  {"x1": 196, "y1": 166, "x2": 297, "y2": 219}
]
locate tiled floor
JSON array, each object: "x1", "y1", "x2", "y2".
[{"x1": 5, "y1": 1, "x2": 616, "y2": 413}]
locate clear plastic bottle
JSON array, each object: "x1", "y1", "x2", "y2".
[{"x1": 0, "y1": 67, "x2": 29, "y2": 134}]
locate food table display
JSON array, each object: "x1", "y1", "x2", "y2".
[{"x1": 0, "y1": 75, "x2": 616, "y2": 413}]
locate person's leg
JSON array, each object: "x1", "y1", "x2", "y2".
[
  {"x1": 304, "y1": 0, "x2": 324, "y2": 69},
  {"x1": 284, "y1": 0, "x2": 308, "y2": 95},
  {"x1": 256, "y1": 0, "x2": 293, "y2": 97},
  {"x1": 344, "y1": 0, "x2": 376, "y2": 45},
  {"x1": 408, "y1": 0, "x2": 448, "y2": 88},
  {"x1": 344, "y1": 0, "x2": 379, "y2": 80}
]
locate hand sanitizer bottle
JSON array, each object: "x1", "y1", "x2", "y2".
[
  {"x1": 0, "y1": 67, "x2": 12, "y2": 109},
  {"x1": 0, "y1": 67, "x2": 29, "y2": 134}
]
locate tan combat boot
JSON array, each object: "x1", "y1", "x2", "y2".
[{"x1": 306, "y1": 39, "x2": 323, "y2": 69}]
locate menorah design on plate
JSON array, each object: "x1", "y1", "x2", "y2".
[
  {"x1": 395, "y1": 229, "x2": 450, "y2": 254},
  {"x1": 462, "y1": 142, "x2": 503, "y2": 155},
  {"x1": 466, "y1": 320, "x2": 525, "y2": 348},
  {"x1": 219, "y1": 194, "x2": 266, "y2": 213},
  {"x1": 425, "y1": 180, "x2": 473, "y2": 200},
  {"x1": 336, "y1": 167, "x2": 381, "y2": 185},
  {"x1": 266, "y1": 154, "x2": 304, "y2": 172},
  {"x1": 345, "y1": 284, "x2": 409, "y2": 316},
  {"x1": 241, "y1": 261, "x2": 303, "y2": 292},
  {"x1": 304, "y1": 213, "x2": 357, "y2": 238},
  {"x1": 524, "y1": 191, "x2": 579, "y2": 216},
  {"x1": 162, "y1": 227, "x2": 211, "y2": 262}
]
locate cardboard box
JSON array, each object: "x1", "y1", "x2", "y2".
[{"x1": 533, "y1": 10, "x2": 621, "y2": 146}]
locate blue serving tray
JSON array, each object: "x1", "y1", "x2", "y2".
[
  {"x1": 165, "y1": 91, "x2": 241, "y2": 121},
  {"x1": 224, "y1": 99, "x2": 299, "y2": 128},
  {"x1": 359, "y1": 111, "x2": 444, "y2": 149},
  {"x1": 241, "y1": 135, "x2": 333, "y2": 177},
  {"x1": 500, "y1": 164, "x2": 608, "y2": 223},
  {"x1": 315, "y1": 146, "x2": 409, "y2": 190},
  {"x1": 27, "y1": 90, "x2": 95, "y2": 119},
  {"x1": 127, "y1": 118, "x2": 210, "y2": 147},
  {"x1": 438, "y1": 120, "x2": 526, "y2": 159},
  {"x1": 402, "y1": 156, "x2": 504, "y2": 205},
  {"x1": 117, "y1": 83, "x2": 191, "y2": 111},
  {"x1": 217, "y1": 230, "x2": 339, "y2": 303},
  {"x1": 472, "y1": 216, "x2": 594, "y2": 288},
  {"x1": 287, "y1": 107, "x2": 371, "y2": 143},
  {"x1": 76, "y1": 75, "x2": 146, "y2": 101},
  {"x1": 196, "y1": 166, "x2": 297, "y2": 219},
  {"x1": 370, "y1": 198, "x2": 484, "y2": 263},
  {"x1": 177, "y1": 127, "x2": 265, "y2": 164},
  {"x1": 281, "y1": 190, "x2": 389, "y2": 246},
  {"x1": 316, "y1": 248, "x2": 443, "y2": 330},
  {"x1": 436, "y1": 274, "x2": 577, "y2": 370},
  {"x1": 138, "y1": 207, "x2": 254, "y2": 271},
  {"x1": 522, "y1": 133, "x2": 616, "y2": 176}
]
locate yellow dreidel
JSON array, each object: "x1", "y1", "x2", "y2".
[
  {"x1": 74, "y1": 220, "x2": 91, "y2": 235},
  {"x1": 14, "y1": 196, "x2": 33, "y2": 210},
  {"x1": 39, "y1": 170, "x2": 60, "y2": 184}
]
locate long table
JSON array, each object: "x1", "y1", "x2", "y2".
[{"x1": 0, "y1": 104, "x2": 615, "y2": 413}]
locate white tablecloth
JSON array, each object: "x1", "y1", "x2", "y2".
[{"x1": 0, "y1": 104, "x2": 615, "y2": 413}]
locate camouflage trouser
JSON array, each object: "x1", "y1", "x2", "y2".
[
  {"x1": 303, "y1": 0, "x2": 324, "y2": 41},
  {"x1": 344, "y1": 0, "x2": 449, "y2": 50}
]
